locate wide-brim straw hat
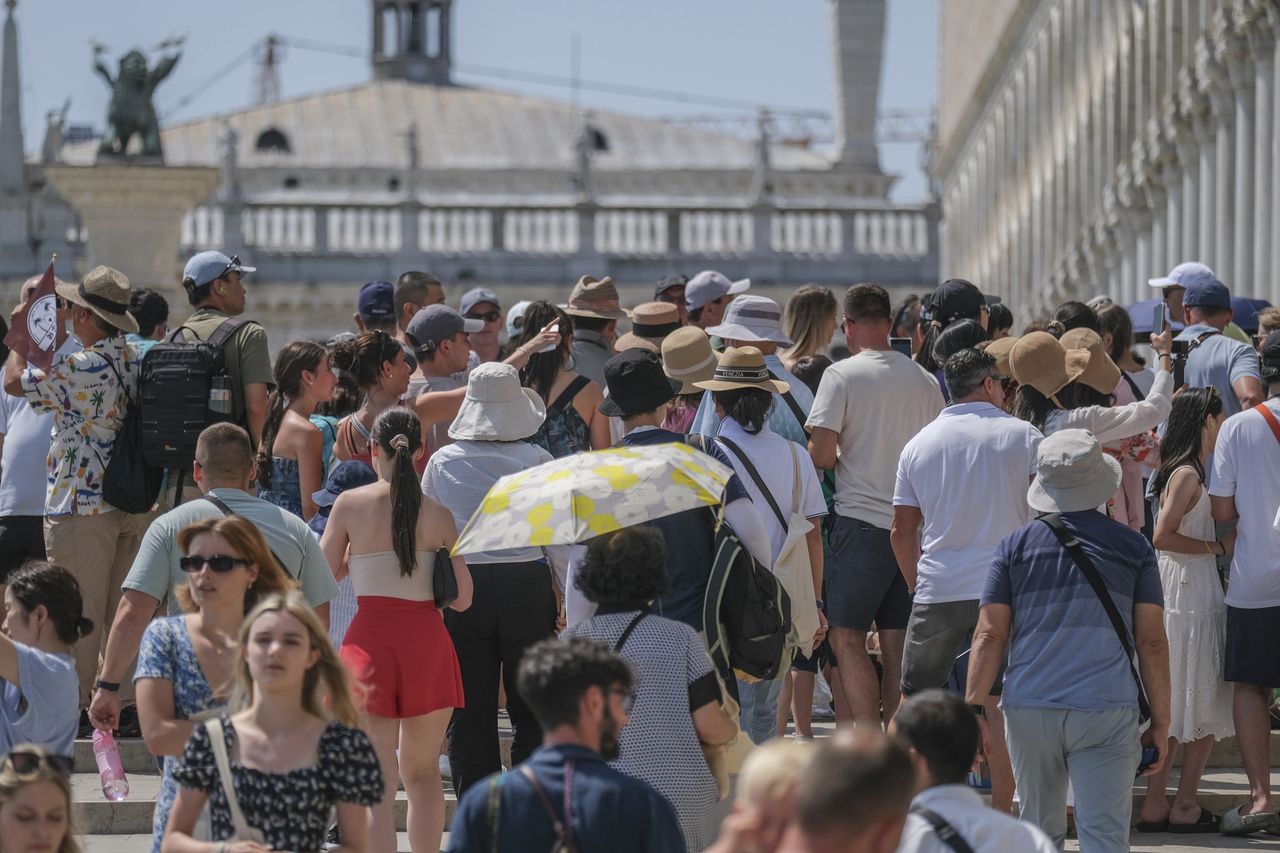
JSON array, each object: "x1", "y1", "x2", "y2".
[
  {"x1": 614, "y1": 302, "x2": 682, "y2": 353},
  {"x1": 1009, "y1": 331, "x2": 1085, "y2": 402},
  {"x1": 56, "y1": 265, "x2": 138, "y2": 334},
  {"x1": 1059, "y1": 328, "x2": 1122, "y2": 394},
  {"x1": 980, "y1": 336, "x2": 1019, "y2": 377},
  {"x1": 694, "y1": 345, "x2": 790, "y2": 394},
  {"x1": 448, "y1": 363, "x2": 547, "y2": 441},
  {"x1": 661, "y1": 326, "x2": 719, "y2": 394},
  {"x1": 705, "y1": 295, "x2": 793, "y2": 346},
  {"x1": 1027, "y1": 428, "x2": 1123, "y2": 513},
  {"x1": 564, "y1": 275, "x2": 632, "y2": 320}
]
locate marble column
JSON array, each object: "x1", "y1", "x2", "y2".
[
  {"x1": 1250, "y1": 19, "x2": 1275, "y2": 297},
  {"x1": 1225, "y1": 33, "x2": 1255, "y2": 292}
]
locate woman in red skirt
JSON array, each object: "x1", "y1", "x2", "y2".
[{"x1": 321, "y1": 406, "x2": 473, "y2": 853}]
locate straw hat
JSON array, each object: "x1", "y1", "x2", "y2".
[
  {"x1": 614, "y1": 302, "x2": 681, "y2": 353},
  {"x1": 1059, "y1": 328, "x2": 1122, "y2": 394},
  {"x1": 564, "y1": 275, "x2": 631, "y2": 320},
  {"x1": 661, "y1": 327, "x2": 718, "y2": 394},
  {"x1": 1008, "y1": 332, "x2": 1085, "y2": 402},
  {"x1": 980, "y1": 336, "x2": 1019, "y2": 377},
  {"x1": 1027, "y1": 429, "x2": 1122, "y2": 513},
  {"x1": 694, "y1": 346, "x2": 790, "y2": 394},
  {"x1": 448, "y1": 363, "x2": 547, "y2": 441},
  {"x1": 56, "y1": 266, "x2": 138, "y2": 334}
]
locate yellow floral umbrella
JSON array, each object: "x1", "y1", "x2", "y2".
[{"x1": 452, "y1": 443, "x2": 734, "y2": 555}]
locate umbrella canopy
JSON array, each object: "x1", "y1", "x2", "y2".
[
  {"x1": 1126, "y1": 297, "x2": 1184, "y2": 335},
  {"x1": 452, "y1": 443, "x2": 734, "y2": 555},
  {"x1": 1230, "y1": 296, "x2": 1272, "y2": 334}
]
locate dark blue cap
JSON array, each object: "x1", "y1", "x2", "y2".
[
  {"x1": 311, "y1": 460, "x2": 377, "y2": 508},
  {"x1": 357, "y1": 280, "x2": 396, "y2": 322},
  {"x1": 1182, "y1": 277, "x2": 1232, "y2": 310}
]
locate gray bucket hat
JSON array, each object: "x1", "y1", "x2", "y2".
[{"x1": 1027, "y1": 429, "x2": 1122, "y2": 514}]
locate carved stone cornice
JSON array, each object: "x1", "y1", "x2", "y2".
[
  {"x1": 1197, "y1": 33, "x2": 1235, "y2": 117},
  {"x1": 1215, "y1": 8, "x2": 1255, "y2": 91}
]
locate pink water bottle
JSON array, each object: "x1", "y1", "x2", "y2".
[{"x1": 92, "y1": 729, "x2": 129, "y2": 801}]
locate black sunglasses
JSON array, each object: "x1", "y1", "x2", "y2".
[
  {"x1": 6, "y1": 751, "x2": 74, "y2": 777},
  {"x1": 180, "y1": 554, "x2": 250, "y2": 573},
  {"x1": 467, "y1": 310, "x2": 502, "y2": 323},
  {"x1": 216, "y1": 254, "x2": 242, "y2": 282}
]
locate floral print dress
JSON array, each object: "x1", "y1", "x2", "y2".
[{"x1": 134, "y1": 616, "x2": 222, "y2": 853}]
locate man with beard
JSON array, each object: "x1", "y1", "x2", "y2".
[{"x1": 446, "y1": 637, "x2": 686, "y2": 852}]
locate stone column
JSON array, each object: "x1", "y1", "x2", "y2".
[
  {"x1": 1271, "y1": 6, "x2": 1280, "y2": 303},
  {"x1": 1193, "y1": 110, "x2": 1217, "y2": 268},
  {"x1": 1178, "y1": 67, "x2": 1205, "y2": 260},
  {"x1": 1200, "y1": 25, "x2": 1235, "y2": 284},
  {"x1": 1249, "y1": 14, "x2": 1275, "y2": 297},
  {"x1": 1224, "y1": 22, "x2": 1255, "y2": 292},
  {"x1": 828, "y1": 0, "x2": 885, "y2": 171}
]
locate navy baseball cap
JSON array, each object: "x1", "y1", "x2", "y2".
[
  {"x1": 311, "y1": 460, "x2": 377, "y2": 509},
  {"x1": 358, "y1": 280, "x2": 396, "y2": 322},
  {"x1": 1182, "y1": 277, "x2": 1232, "y2": 310},
  {"x1": 183, "y1": 251, "x2": 256, "y2": 288}
]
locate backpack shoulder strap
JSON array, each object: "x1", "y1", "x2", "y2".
[
  {"x1": 206, "y1": 318, "x2": 247, "y2": 349},
  {"x1": 717, "y1": 436, "x2": 788, "y2": 532},
  {"x1": 1120, "y1": 372, "x2": 1145, "y2": 401},
  {"x1": 1038, "y1": 513, "x2": 1151, "y2": 721},
  {"x1": 551, "y1": 375, "x2": 591, "y2": 412},
  {"x1": 1254, "y1": 402, "x2": 1280, "y2": 445},
  {"x1": 910, "y1": 806, "x2": 976, "y2": 853}
]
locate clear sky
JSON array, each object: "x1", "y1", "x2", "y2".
[{"x1": 8, "y1": 0, "x2": 937, "y2": 200}]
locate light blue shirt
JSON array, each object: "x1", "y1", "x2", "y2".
[
  {"x1": 1175, "y1": 323, "x2": 1261, "y2": 417},
  {"x1": 0, "y1": 645, "x2": 79, "y2": 757},
  {"x1": 690, "y1": 353, "x2": 814, "y2": 446}
]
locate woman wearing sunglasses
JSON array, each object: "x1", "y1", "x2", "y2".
[
  {"x1": 0, "y1": 562, "x2": 90, "y2": 758},
  {"x1": 135, "y1": 516, "x2": 294, "y2": 853},
  {"x1": 0, "y1": 745, "x2": 79, "y2": 853},
  {"x1": 164, "y1": 591, "x2": 382, "y2": 853}
]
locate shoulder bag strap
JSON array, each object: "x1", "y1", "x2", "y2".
[
  {"x1": 551, "y1": 375, "x2": 592, "y2": 413},
  {"x1": 485, "y1": 773, "x2": 505, "y2": 853},
  {"x1": 1038, "y1": 513, "x2": 1151, "y2": 721},
  {"x1": 517, "y1": 764, "x2": 573, "y2": 848},
  {"x1": 767, "y1": 370, "x2": 811, "y2": 438},
  {"x1": 202, "y1": 494, "x2": 235, "y2": 516},
  {"x1": 717, "y1": 436, "x2": 788, "y2": 531},
  {"x1": 204, "y1": 718, "x2": 258, "y2": 841},
  {"x1": 1254, "y1": 402, "x2": 1280, "y2": 445},
  {"x1": 910, "y1": 806, "x2": 977, "y2": 853},
  {"x1": 1188, "y1": 330, "x2": 1219, "y2": 351},
  {"x1": 613, "y1": 609, "x2": 649, "y2": 652},
  {"x1": 1120, "y1": 372, "x2": 1145, "y2": 401}
]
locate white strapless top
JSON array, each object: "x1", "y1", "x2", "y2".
[{"x1": 347, "y1": 550, "x2": 435, "y2": 601}]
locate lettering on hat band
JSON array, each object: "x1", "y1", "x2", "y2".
[
  {"x1": 77, "y1": 284, "x2": 127, "y2": 315},
  {"x1": 714, "y1": 365, "x2": 770, "y2": 382},
  {"x1": 666, "y1": 352, "x2": 718, "y2": 377},
  {"x1": 633, "y1": 321, "x2": 682, "y2": 338}
]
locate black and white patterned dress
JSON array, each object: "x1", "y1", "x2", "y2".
[
  {"x1": 564, "y1": 609, "x2": 722, "y2": 851},
  {"x1": 172, "y1": 715, "x2": 383, "y2": 851}
]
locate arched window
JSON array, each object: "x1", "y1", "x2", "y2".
[{"x1": 255, "y1": 127, "x2": 292, "y2": 153}]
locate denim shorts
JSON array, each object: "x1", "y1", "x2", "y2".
[{"x1": 825, "y1": 516, "x2": 911, "y2": 632}]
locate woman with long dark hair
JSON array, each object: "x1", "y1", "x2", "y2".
[
  {"x1": 321, "y1": 406, "x2": 471, "y2": 853},
  {"x1": 1136, "y1": 388, "x2": 1233, "y2": 833},
  {"x1": 511, "y1": 301, "x2": 610, "y2": 456},
  {"x1": 256, "y1": 341, "x2": 337, "y2": 520},
  {"x1": 1045, "y1": 300, "x2": 1100, "y2": 337},
  {"x1": 916, "y1": 279, "x2": 990, "y2": 378},
  {"x1": 331, "y1": 331, "x2": 413, "y2": 469}
]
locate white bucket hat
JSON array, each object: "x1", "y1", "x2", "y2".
[
  {"x1": 705, "y1": 295, "x2": 792, "y2": 346},
  {"x1": 1027, "y1": 429, "x2": 1122, "y2": 514},
  {"x1": 448, "y1": 363, "x2": 547, "y2": 441}
]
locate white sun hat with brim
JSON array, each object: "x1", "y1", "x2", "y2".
[
  {"x1": 1027, "y1": 429, "x2": 1122, "y2": 514},
  {"x1": 448, "y1": 362, "x2": 547, "y2": 442}
]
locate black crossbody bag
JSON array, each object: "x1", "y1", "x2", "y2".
[
  {"x1": 911, "y1": 806, "x2": 976, "y2": 853},
  {"x1": 1038, "y1": 513, "x2": 1151, "y2": 724}
]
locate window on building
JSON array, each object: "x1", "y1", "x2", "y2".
[{"x1": 256, "y1": 128, "x2": 292, "y2": 153}]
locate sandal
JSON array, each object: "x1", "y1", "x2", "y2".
[
  {"x1": 1221, "y1": 804, "x2": 1280, "y2": 836},
  {"x1": 1169, "y1": 807, "x2": 1220, "y2": 833}
]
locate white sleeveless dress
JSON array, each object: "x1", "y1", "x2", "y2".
[{"x1": 1157, "y1": 470, "x2": 1235, "y2": 742}]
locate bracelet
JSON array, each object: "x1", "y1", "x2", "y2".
[
  {"x1": 95, "y1": 679, "x2": 120, "y2": 693},
  {"x1": 1204, "y1": 540, "x2": 1215, "y2": 556}
]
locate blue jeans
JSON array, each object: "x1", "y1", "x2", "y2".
[{"x1": 737, "y1": 676, "x2": 784, "y2": 744}]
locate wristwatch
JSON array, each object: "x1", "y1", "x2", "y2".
[
  {"x1": 969, "y1": 703, "x2": 987, "y2": 720},
  {"x1": 95, "y1": 679, "x2": 120, "y2": 693}
]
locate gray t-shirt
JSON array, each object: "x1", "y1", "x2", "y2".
[
  {"x1": 1175, "y1": 323, "x2": 1261, "y2": 417},
  {"x1": 418, "y1": 373, "x2": 466, "y2": 456},
  {"x1": 0, "y1": 644, "x2": 79, "y2": 756}
]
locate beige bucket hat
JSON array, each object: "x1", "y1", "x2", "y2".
[
  {"x1": 614, "y1": 302, "x2": 682, "y2": 353},
  {"x1": 56, "y1": 266, "x2": 138, "y2": 334},
  {"x1": 1059, "y1": 328, "x2": 1122, "y2": 394},
  {"x1": 694, "y1": 346, "x2": 790, "y2": 394},
  {"x1": 1009, "y1": 332, "x2": 1086, "y2": 403},
  {"x1": 661, "y1": 326, "x2": 719, "y2": 394}
]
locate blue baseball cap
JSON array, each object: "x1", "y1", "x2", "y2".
[
  {"x1": 182, "y1": 251, "x2": 256, "y2": 288},
  {"x1": 311, "y1": 460, "x2": 377, "y2": 509},
  {"x1": 357, "y1": 280, "x2": 396, "y2": 322},
  {"x1": 1182, "y1": 278, "x2": 1232, "y2": 310}
]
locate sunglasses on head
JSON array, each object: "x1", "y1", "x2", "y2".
[
  {"x1": 467, "y1": 310, "x2": 501, "y2": 323},
  {"x1": 179, "y1": 554, "x2": 250, "y2": 573},
  {"x1": 6, "y1": 751, "x2": 73, "y2": 777},
  {"x1": 216, "y1": 254, "x2": 242, "y2": 282}
]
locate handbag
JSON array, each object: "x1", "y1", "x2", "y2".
[
  {"x1": 433, "y1": 548, "x2": 459, "y2": 607},
  {"x1": 204, "y1": 717, "x2": 268, "y2": 845}
]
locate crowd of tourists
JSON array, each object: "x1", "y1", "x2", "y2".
[{"x1": 0, "y1": 251, "x2": 1279, "y2": 853}]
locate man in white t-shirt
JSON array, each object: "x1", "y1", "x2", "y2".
[
  {"x1": 891, "y1": 346, "x2": 1041, "y2": 811},
  {"x1": 1210, "y1": 393, "x2": 1280, "y2": 834},
  {"x1": 807, "y1": 284, "x2": 944, "y2": 727}
]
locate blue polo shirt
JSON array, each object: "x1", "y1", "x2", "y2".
[
  {"x1": 1175, "y1": 323, "x2": 1261, "y2": 417},
  {"x1": 447, "y1": 744, "x2": 686, "y2": 853},
  {"x1": 617, "y1": 428, "x2": 749, "y2": 629},
  {"x1": 983, "y1": 509, "x2": 1163, "y2": 712}
]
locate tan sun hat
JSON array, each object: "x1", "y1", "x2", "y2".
[
  {"x1": 1059, "y1": 328, "x2": 1122, "y2": 394},
  {"x1": 661, "y1": 326, "x2": 719, "y2": 394},
  {"x1": 980, "y1": 336, "x2": 1019, "y2": 377},
  {"x1": 56, "y1": 266, "x2": 138, "y2": 334},
  {"x1": 614, "y1": 302, "x2": 681, "y2": 353},
  {"x1": 1009, "y1": 331, "x2": 1085, "y2": 403},
  {"x1": 694, "y1": 346, "x2": 790, "y2": 394},
  {"x1": 564, "y1": 275, "x2": 631, "y2": 321}
]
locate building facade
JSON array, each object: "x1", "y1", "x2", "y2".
[{"x1": 934, "y1": 0, "x2": 1280, "y2": 321}]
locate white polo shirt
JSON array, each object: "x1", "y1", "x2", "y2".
[
  {"x1": 898, "y1": 785, "x2": 1056, "y2": 853},
  {"x1": 1210, "y1": 399, "x2": 1280, "y2": 608},
  {"x1": 893, "y1": 401, "x2": 1042, "y2": 603}
]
